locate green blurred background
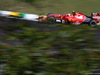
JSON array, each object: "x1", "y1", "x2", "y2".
[{"x1": 0, "y1": 0, "x2": 100, "y2": 15}]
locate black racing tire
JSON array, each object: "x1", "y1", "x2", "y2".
[
  {"x1": 47, "y1": 13, "x2": 53, "y2": 16},
  {"x1": 46, "y1": 17, "x2": 55, "y2": 24},
  {"x1": 89, "y1": 20, "x2": 97, "y2": 26}
]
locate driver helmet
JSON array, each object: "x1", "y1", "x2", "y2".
[{"x1": 72, "y1": 11, "x2": 76, "y2": 15}]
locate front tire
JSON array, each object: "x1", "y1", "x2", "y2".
[
  {"x1": 47, "y1": 13, "x2": 53, "y2": 16},
  {"x1": 46, "y1": 17, "x2": 55, "y2": 24}
]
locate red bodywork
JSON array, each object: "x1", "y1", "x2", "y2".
[
  {"x1": 92, "y1": 13, "x2": 100, "y2": 22},
  {"x1": 48, "y1": 14, "x2": 64, "y2": 19},
  {"x1": 63, "y1": 13, "x2": 87, "y2": 24},
  {"x1": 38, "y1": 16, "x2": 47, "y2": 22}
]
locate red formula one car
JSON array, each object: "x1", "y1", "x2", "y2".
[{"x1": 39, "y1": 12, "x2": 100, "y2": 26}]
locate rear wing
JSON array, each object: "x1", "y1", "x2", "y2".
[
  {"x1": 91, "y1": 13, "x2": 99, "y2": 16},
  {"x1": 91, "y1": 13, "x2": 100, "y2": 22}
]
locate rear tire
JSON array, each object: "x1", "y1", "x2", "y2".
[{"x1": 89, "y1": 20, "x2": 97, "y2": 26}]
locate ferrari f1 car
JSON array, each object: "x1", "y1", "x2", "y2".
[{"x1": 38, "y1": 12, "x2": 100, "y2": 26}]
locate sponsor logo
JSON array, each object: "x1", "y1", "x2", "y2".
[
  {"x1": 68, "y1": 19, "x2": 71, "y2": 21},
  {"x1": 56, "y1": 19, "x2": 61, "y2": 22},
  {"x1": 72, "y1": 19, "x2": 75, "y2": 22}
]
